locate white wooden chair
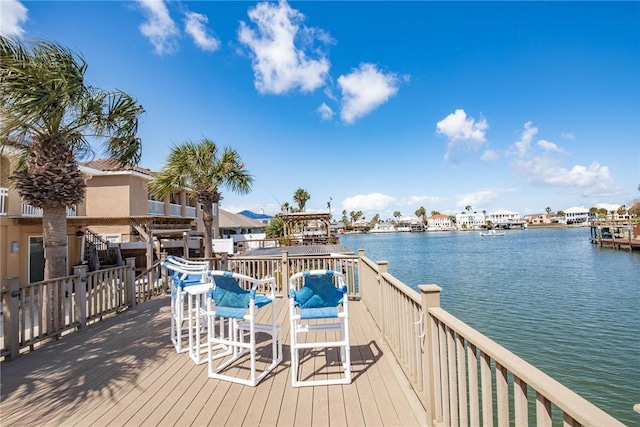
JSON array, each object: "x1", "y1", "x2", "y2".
[
  {"x1": 288, "y1": 269, "x2": 351, "y2": 387},
  {"x1": 205, "y1": 271, "x2": 282, "y2": 387}
]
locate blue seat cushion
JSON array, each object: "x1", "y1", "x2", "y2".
[{"x1": 300, "y1": 307, "x2": 339, "y2": 319}]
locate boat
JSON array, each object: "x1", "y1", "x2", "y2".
[
  {"x1": 479, "y1": 230, "x2": 505, "y2": 237},
  {"x1": 370, "y1": 222, "x2": 396, "y2": 233}
]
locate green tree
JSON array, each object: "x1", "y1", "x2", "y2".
[
  {"x1": 465, "y1": 205, "x2": 472, "y2": 213},
  {"x1": 370, "y1": 213, "x2": 381, "y2": 226},
  {"x1": 597, "y1": 208, "x2": 608, "y2": 218},
  {"x1": 617, "y1": 205, "x2": 627, "y2": 217},
  {"x1": 1, "y1": 36, "x2": 144, "y2": 281},
  {"x1": 545, "y1": 207, "x2": 552, "y2": 215},
  {"x1": 149, "y1": 139, "x2": 252, "y2": 258},
  {"x1": 589, "y1": 207, "x2": 598, "y2": 216},
  {"x1": 349, "y1": 210, "x2": 363, "y2": 225},
  {"x1": 293, "y1": 188, "x2": 310, "y2": 211},
  {"x1": 341, "y1": 209, "x2": 349, "y2": 227},
  {"x1": 415, "y1": 206, "x2": 426, "y2": 223},
  {"x1": 431, "y1": 210, "x2": 441, "y2": 216},
  {"x1": 265, "y1": 216, "x2": 284, "y2": 237},
  {"x1": 628, "y1": 200, "x2": 640, "y2": 218},
  {"x1": 281, "y1": 202, "x2": 290, "y2": 213},
  {"x1": 393, "y1": 211, "x2": 402, "y2": 222}
]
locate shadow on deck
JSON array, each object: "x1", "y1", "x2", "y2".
[{"x1": 0, "y1": 295, "x2": 426, "y2": 426}]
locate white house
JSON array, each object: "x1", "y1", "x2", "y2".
[
  {"x1": 455, "y1": 212, "x2": 485, "y2": 230},
  {"x1": 561, "y1": 206, "x2": 590, "y2": 225},
  {"x1": 486, "y1": 209, "x2": 520, "y2": 225},
  {"x1": 427, "y1": 214, "x2": 454, "y2": 231}
]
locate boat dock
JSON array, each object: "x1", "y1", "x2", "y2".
[{"x1": 589, "y1": 220, "x2": 640, "y2": 251}]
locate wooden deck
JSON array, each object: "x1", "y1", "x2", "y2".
[{"x1": 0, "y1": 295, "x2": 426, "y2": 426}]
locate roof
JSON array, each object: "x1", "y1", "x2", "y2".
[
  {"x1": 238, "y1": 244, "x2": 355, "y2": 257},
  {"x1": 489, "y1": 209, "x2": 519, "y2": 215},
  {"x1": 564, "y1": 206, "x2": 589, "y2": 214},
  {"x1": 219, "y1": 209, "x2": 267, "y2": 229},
  {"x1": 80, "y1": 158, "x2": 155, "y2": 177},
  {"x1": 429, "y1": 214, "x2": 450, "y2": 219},
  {"x1": 237, "y1": 210, "x2": 273, "y2": 220}
]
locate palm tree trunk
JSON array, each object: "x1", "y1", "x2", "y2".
[
  {"x1": 42, "y1": 204, "x2": 68, "y2": 332},
  {"x1": 202, "y1": 205, "x2": 214, "y2": 259}
]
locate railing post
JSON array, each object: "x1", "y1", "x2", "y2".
[
  {"x1": 3, "y1": 276, "x2": 20, "y2": 360},
  {"x1": 281, "y1": 251, "x2": 289, "y2": 293},
  {"x1": 419, "y1": 284, "x2": 442, "y2": 427},
  {"x1": 220, "y1": 253, "x2": 228, "y2": 271},
  {"x1": 357, "y1": 249, "x2": 365, "y2": 298},
  {"x1": 160, "y1": 252, "x2": 169, "y2": 293},
  {"x1": 377, "y1": 261, "x2": 388, "y2": 342},
  {"x1": 126, "y1": 257, "x2": 136, "y2": 308},
  {"x1": 73, "y1": 265, "x2": 88, "y2": 329}
]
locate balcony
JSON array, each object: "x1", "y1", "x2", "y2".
[
  {"x1": 147, "y1": 200, "x2": 164, "y2": 216},
  {"x1": 20, "y1": 201, "x2": 77, "y2": 217}
]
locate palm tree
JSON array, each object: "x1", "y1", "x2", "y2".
[
  {"x1": 415, "y1": 206, "x2": 426, "y2": 223},
  {"x1": 1, "y1": 36, "x2": 144, "y2": 281},
  {"x1": 149, "y1": 139, "x2": 252, "y2": 258},
  {"x1": 281, "y1": 202, "x2": 290, "y2": 213},
  {"x1": 293, "y1": 188, "x2": 310, "y2": 211},
  {"x1": 545, "y1": 207, "x2": 552, "y2": 215},
  {"x1": 393, "y1": 211, "x2": 402, "y2": 221},
  {"x1": 465, "y1": 205, "x2": 472, "y2": 213}
]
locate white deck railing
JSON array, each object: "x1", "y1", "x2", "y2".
[
  {"x1": 19, "y1": 201, "x2": 76, "y2": 217},
  {"x1": 0, "y1": 187, "x2": 8, "y2": 215}
]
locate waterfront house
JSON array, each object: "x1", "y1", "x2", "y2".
[
  {"x1": 486, "y1": 209, "x2": 521, "y2": 226},
  {"x1": 0, "y1": 155, "x2": 261, "y2": 284},
  {"x1": 561, "y1": 206, "x2": 591, "y2": 225},
  {"x1": 455, "y1": 212, "x2": 486, "y2": 230},
  {"x1": 525, "y1": 213, "x2": 552, "y2": 224},
  {"x1": 427, "y1": 213, "x2": 454, "y2": 231}
]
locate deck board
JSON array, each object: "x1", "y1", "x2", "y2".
[{"x1": 0, "y1": 294, "x2": 425, "y2": 426}]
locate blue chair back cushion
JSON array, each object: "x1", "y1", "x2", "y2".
[
  {"x1": 208, "y1": 273, "x2": 272, "y2": 319},
  {"x1": 291, "y1": 274, "x2": 344, "y2": 309}
]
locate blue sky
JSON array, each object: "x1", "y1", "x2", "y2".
[{"x1": 2, "y1": 1, "x2": 639, "y2": 220}]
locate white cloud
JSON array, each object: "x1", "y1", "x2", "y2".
[
  {"x1": 456, "y1": 189, "x2": 503, "y2": 210},
  {"x1": 337, "y1": 63, "x2": 400, "y2": 124},
  {"x1": 481, "y1": 150, "x2": 499, "y2": 162},
  {"x1": 515, "y1": 157, "x2": 620, "y2": 197},
  {"x1": 436, "y1": 109, "x2": 489, "y2": 162},
  {"x1": 185, "y1": 12, "x2": 220, "y2": 52},
  {"x1": 512, "y1": 121, "x2": 538, "y2": 157},
  {"x1": 0, "y1": 0, "x2": 28, "y2": 37},
  {"x1": 317, "y1": 103, "x2": 334, "y2": 121},
  {"x1": 537, "y1": 139, "x2": 564, "y2": 153},
  {"x1": 138, "y1": 0, "x2": 179, "y2": 55},
  {"x1": 406, "y1": 195, "x2": 444, "y2": 205},
  {"x1": 342, "y1": 192, "x2": 397, "y2": 212},
  {"x1": 561, "y1": 132, "x2": 576, "y2": 140},
  {"x1": 237, "y1": 0, "x2": 331, "y2": 94}
]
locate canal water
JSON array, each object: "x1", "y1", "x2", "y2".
[{"x1": 340, "y1": 227, "x2": 640, "y2": 425}]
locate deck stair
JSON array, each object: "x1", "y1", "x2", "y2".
[{"x1": 83, "y1": 228, "x2": 123, "y2": 270}]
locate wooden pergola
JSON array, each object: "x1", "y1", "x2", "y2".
[{"x1": 280, "y1": 212, "x2": 331, "y2": 238}]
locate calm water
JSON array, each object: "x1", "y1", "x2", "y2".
[{"x1": 340, "y1": 228, "x2": 640, "y2": 425}]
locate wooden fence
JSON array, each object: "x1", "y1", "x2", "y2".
[
  {"x1": 1, "y1": 257, "x2": 165, "y2": 360},
  {"x1": 356, "y1": 249, "x2": 626, "y2": 427}
]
